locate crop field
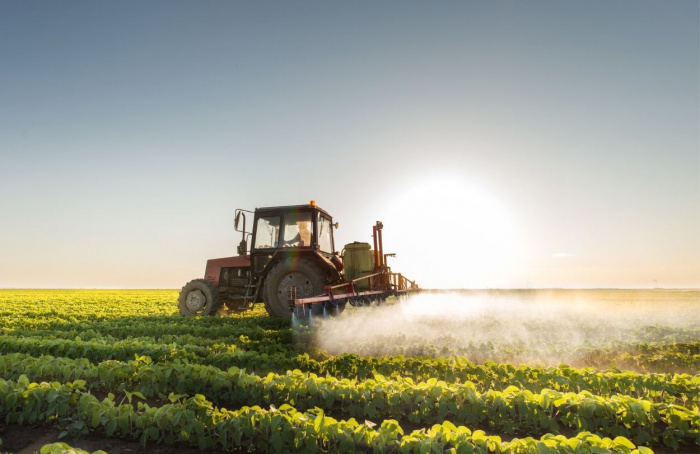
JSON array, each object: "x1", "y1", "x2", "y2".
[{"x1": 0, "y1": 289, "x2": 698, "y2": 453}]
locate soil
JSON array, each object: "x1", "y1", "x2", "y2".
[
  {"x1": 0, "y1": 424, "x2": 227, "y2": 454},
  {"x1": 1, "y1": 423, "x2": 697, "y2": 454}
]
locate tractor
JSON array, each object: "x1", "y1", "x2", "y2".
[{"x1": 178, "y1": 201, "x2": 418, "y2": 318}]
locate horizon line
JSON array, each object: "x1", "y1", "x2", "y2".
[{"x1": 1, "y1": 287, "x2": 698, "y2": 291}]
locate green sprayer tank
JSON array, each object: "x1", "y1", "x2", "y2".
[{"x1": 343, "y1": 242, "x2": 374, "y2": 290}]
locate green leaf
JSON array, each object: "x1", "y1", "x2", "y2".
[
  {"x1": 431, "y1": 385, "x2": 443, "y2": 398},
  {"x1": 314, "y1": 415, "x2": 324, "y2": 433},
  {"x1": 612, "y1": 436, "x2": 636, "y2": 451},
  {"x1": 90, "y1": 409, "x2": 102, "y2": 428},
  {"x1": 6, "y1": 392, "x2": 17, "y2": 408},
  {"x1": 271, "y1": 414, "x2": 283, "y2": 430},
  {"x1": 105, "y1": 419, "x2": 118, "y2": 436},
  {"x1": 271, "y1": 432, "x2": 283, "y2": 451},
  {"x1": 147, "y1": 427, "x2": 159, "y2": 441}
]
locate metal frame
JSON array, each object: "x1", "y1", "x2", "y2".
[
  {"x1": 288, "y1": 270, "x2": 419, "y2": 315},
  {"x1": 288, "y1": 220, "x2": 419, "y2": 315}
]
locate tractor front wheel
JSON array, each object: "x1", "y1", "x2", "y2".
[
  {"x1": 178, "y1": 279, "x2": 220, "y2": 316},
  {"x1": 264, "y1": 259, "x2": 326, "y2": 318}
]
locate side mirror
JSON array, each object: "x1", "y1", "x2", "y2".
[
  {"x1": 235, "y1": 211, "x2": 242, "y2": 230},
  {"x1": 333, "y1": 222, "x2": 339, "y2": 229}
]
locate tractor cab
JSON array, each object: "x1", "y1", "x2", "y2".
[
  {"x1": 236, "y1": 202, "x2": 339, "y2": 272},
  {"x1": 240, "y1": 202, "x2": 337, "y2": 275}
]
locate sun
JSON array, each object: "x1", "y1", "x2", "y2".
[{"x1": 380, "y1": 176, "x2": 519, "y2": 289}]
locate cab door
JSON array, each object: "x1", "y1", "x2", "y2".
[{"x1": 251, "y1": 214, "x2": 280, "y2": 274}]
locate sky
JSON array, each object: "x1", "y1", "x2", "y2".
[{"x1": 0, "y1": 1, "x2": 698, "y2": 289}]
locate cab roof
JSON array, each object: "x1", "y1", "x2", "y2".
[{"x1": 254, "y1": 203, "x2": 332, "y2": 218}]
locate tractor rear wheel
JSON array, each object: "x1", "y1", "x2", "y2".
[
  {"x1": 178, "y1": 279, "x2": 220, "y2": 316},
  {"x1": 264, "y1": 259, "x2": 326, "y2": 318}
]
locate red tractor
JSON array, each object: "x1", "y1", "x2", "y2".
[{"x1": 178, "y1": 201, "x2": 418, "y2": 318}]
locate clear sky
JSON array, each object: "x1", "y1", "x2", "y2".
[{"x1": 1, "y1": 1, "x2": 698, "y2": 289}]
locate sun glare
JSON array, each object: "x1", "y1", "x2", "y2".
[{"x1": 381, "y1": 177, "x2": 518, "y2": 289}]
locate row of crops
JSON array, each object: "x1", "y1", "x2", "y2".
[{"x1": 0, "y1": 289, "x2": 698, "y2": 453}]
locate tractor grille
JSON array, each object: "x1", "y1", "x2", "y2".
[{"x1": 219, "y1": 267, "x2": 250, "y2": 288}]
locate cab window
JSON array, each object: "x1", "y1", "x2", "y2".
[
  {"x1": 254, "y1": 216, "x2": 280, "y2": 249},
  {"x1": 282, "y1": 212, "x2": 312, "y2": 247},
  {"x1": 318, "y1": 215, "x2": 333, "y2": 253}
]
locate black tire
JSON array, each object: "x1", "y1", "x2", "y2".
[
  {"x1": 264, "y1": 258, "x2": 326, "y2": 318},
  {"x1": 178, "y1": 279, "x2": 220, "y2": 316}
]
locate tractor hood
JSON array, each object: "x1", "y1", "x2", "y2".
[{"x1": 204, "y1": 256, "x2": 251, "y2": 286}]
